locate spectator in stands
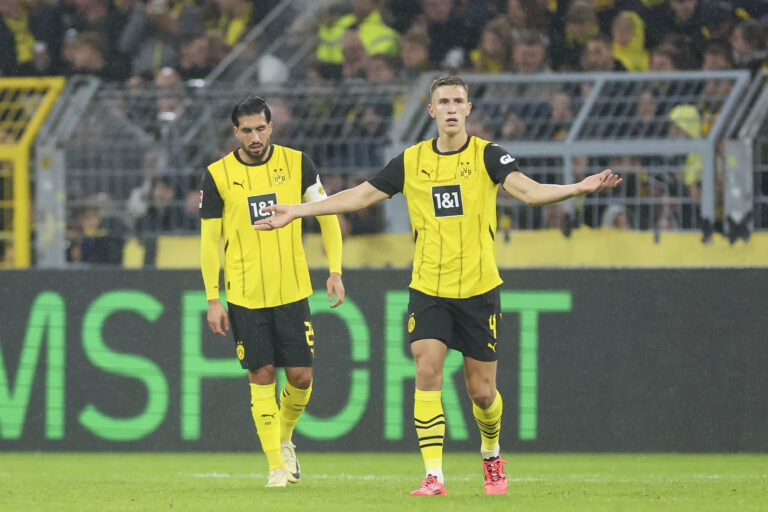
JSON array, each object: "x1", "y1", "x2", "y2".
[
  {"x1": 668, "y1": 104, "x2": 703, "y2": 205},
  {"x1": 179, "y1": 35, "x2": 212, "y2": 80},
  {"x1": 664, "y1": 0, "x2": 707, "y2": 62},
  {"x1": 731, "y1": 19, "x2": 768, "y2": 74},
  {"x1": 352, "y1": 102, "x2": 390, "y2": 168},
  {"x1": 702, "y1": 41, "x2": 734, "y2": 71},
  {"x1": 385, "y1": 0, "x2": 422, "y2": 33},
  {"x1": 469, "y1": 18, "x2": 514, "y2": 73},
  {"x1": 119, "y1": 0, "x2": 205, "y2": 79},
  {"x1": 350, "y1": 0, "x2": 400, "y2": 57},
  {"x1": 366, "y1": 53, "x2": 400, "y2": 83},
  {"x1": 512, "y1": 29, "x2": 550, "y2": 73},
  {"x1": 649, "y1": 35, "x2": 697, "y2": 71},
  {"x1": 699, "y1": 0, "x2": 739, "y2": 44},
  {"x1": 70, "y1": 0, "x2": 130, "y2": 79},
  {"x1": 549, "y1": 0, "x2": 598, "y2": 72},
  {"x1": 399, "y1": 30, "x2": 431, "y2": 80},
  {"x1": 67, "y1": 194, "x2": 127, "y2": 264},
  {"x1": 611, "y1": 11, "x2": 649, "y2": 72},
  {"x1": 466, "y1": 110, "x2": 495, "y2": 140},
  {"x1": 700, "y1": 42, "x2": 735, "y2": 135},
  {"x1": 62, "y1": 31, "x2": 123, "y2": 79},
  {"x1": 155, "y1": 66, "x2": 185, "y2": 122},
  {"x1": 600, "y1": 203, "x2": 633, "y2": 230},
  {"x1": 213, "y1": 0, "x2": 255, "y2": 48},
  {"x1": 0, "y1": 0, "x2": 37, "y2": 76},
  {"x1": 499, "y1": 111, "x2": 527, "y2": 140},
  {"x1": 127, "y1": 151, "x2": 161, "y2": 219},
  {"x1": 266, "y1": 97, "x2": 296, "y2": 142},
  {"x1": 315, "y1": 0, "x2": 399, "y2": 81},
  {"x1": 315, "y1": 3, "x2": 357, "y2": 80},
  {"x1": 183, "y1": 189, "x2": 202, "y2": 231},
  {"x1": 135, "y1": 175, "x2": 198, "y2": 233},
  {"x1": 580, "y1": 33, "x2": 626, "y2": 72},
  {"x1": 631, "y1": 87, "x2": 661, "y2": 137},
  {"x1": 548, "y1": 91, "x2": 572, "y2": 141},
  {"x1": 502, "y1": 0, "x2": 550, "y2": 37},
  {"x1": 341, "y1": 29, "x2": 368, "y2": 79},
  {"x1": 417, "y1": 0, "x2": 468, "y2": 67}
]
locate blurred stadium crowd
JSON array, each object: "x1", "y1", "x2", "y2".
[
  {"x1": 3, "y1": 0, "x2": 768, "y2": 80},
  {"x1": 2, "y1": 0, "x2": 768, "y2": 265}
]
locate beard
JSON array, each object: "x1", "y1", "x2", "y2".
[{"x1": 241, "y1": 142, "x2": 269, "y2": 162}]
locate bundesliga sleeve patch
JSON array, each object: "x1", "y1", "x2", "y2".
[{"x1": 198, "y1": 190, "x2": 203, "y2": 208}]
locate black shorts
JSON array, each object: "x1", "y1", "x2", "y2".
[
  {"x1": 228, "y1": 298, "x2": 314, "y2": 370},
  {"x1": 407, "y1": 287, "x2": 501, "y2": 362}
]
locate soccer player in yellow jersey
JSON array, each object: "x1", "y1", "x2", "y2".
[
  {"x1": 255, "y1": 76, "x2": 622, "y2": 495},
  {"x1": 199, "y1": 96, "x2": 345, "y2": 488}
]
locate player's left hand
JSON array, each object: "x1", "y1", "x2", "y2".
[
  {"x1": 580, "y1": 169, "x2": 622, "y2": 194},
  {"x1": 327, "y1": 272, "x2": 345, "y2": 308}
]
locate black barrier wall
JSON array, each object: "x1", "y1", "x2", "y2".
[{"x1": 1, "y1": 269, "x2": 767, "y2": 452}]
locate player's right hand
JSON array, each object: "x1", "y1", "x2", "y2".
[
  {"x1": 253, "y1": 204, "x2": 296, "y2": 231},
  {"x1": 207, "y1": 300, "x2": 230, "y2": 336}
]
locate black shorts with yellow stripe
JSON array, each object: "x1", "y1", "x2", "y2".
[
  {"x1": 407, "y1": 286, "x2": 501, "y2": 362},
  {"x1": 228, "y1": 298, "x2": 314, "y2": 370}
]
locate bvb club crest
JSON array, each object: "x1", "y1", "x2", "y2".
[
  {"x1": 272, "y1": 169, "x2": 287, "y2": 185},
  {"x1": 457, "y1": 161, "x2": 473, "y2": 179},
  {"x1": 407, "y1": 313, "x2": 416, "y2": 333},
  {"x1": 236, "y1": 341, "x2": 245, "y2": 360}
]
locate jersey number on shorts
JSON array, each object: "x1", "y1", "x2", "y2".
[
  {"x1": 431, "y1": 184, "x2": 463, "y2": 217},
  {"x1": 247, "y1": 193, "x2": 278, "y2": 224},
  {"x1": 304, "y1": 321, "x2": 315, "y2": 356}
]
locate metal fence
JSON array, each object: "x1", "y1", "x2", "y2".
[
  {"x1": 35, "y1": 70, "x2": 761, "y2": 267},
  {"x1": 35, "y1": 77, "x2": 409, "y2": 266},
  {"x1": 390, "y1": 71, "x2": 752, "y2": 237}
]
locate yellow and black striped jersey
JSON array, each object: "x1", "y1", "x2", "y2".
[
  {"x1": 200, "y1": 145, "x2": 318, "y2": 308},
  {"x1": 369, "y1": 136, "x2": 519, "y2": 299}
]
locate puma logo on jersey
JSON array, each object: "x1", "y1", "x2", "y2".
[
  {"x1": 500, "y1": 154, "x2": 515, "y2": 165},
  {"x1": 233, "y1": 181, "x2": 244, "y2": 188},
  {"x1": 260, "y1": 413, "x2": 276, "y2": 419},
  {"x1": 488, "y1": 342, "x2": 497, "y2": 353},
  {"x1": 420, "y1": 169, "x2": 432, "y2": 177}
]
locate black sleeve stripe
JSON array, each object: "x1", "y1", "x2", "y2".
[
  {"x1": 301, "y1": 152, "x2": 318, "y2": 195},
  {"x1": 200, "y1": 168, "x2": 224, "y2": 219}
]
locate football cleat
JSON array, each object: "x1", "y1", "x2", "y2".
[
  {"x1": 281, "y1": 440, "x2": 300, "y2": 483},
  {"x1": 266, "y1": 467, "x2": 289, "y2": 487},
  {"x1": 482, "y1": 456, "x2": 508, "y2": 495},
  {"x1": 409, "y1": 475, "x2": 447, "y2": 496}
]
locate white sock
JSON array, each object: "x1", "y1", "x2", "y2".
[
  {"x1": 481, "y1": 445, "x2": 500, "y2": 460},
  {"x1": 427, "y1": 469, "x2": 444, "y2": 484}
]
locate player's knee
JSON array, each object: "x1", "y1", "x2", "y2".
[
  {"x1": 248, "y1": 365, "x2": 276, "y2": 384},
  {"x1": 415, "y1": 365, "x2": 443, "y2": 388},
  {"x1": 287, "y1": 372, "x2": 313, "y2": 389},
  {"x1": 468, "y1": 386, "x2": 495, "y2": 409}
]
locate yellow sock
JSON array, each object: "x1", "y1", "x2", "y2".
[
  {"x1": 414, "y1": 389, "x2": 444, "y2": 473},
  {"x1": 250, "y1": 383, "x2": 283, "y2": 470},
  {"x1": 279, "y1": 380, "x2": 312, "y2": 442},
  {"x1": 473, "y1": 390, "x2": 503, "y2": 454}
]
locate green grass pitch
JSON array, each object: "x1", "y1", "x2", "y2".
[{"x1": 2, "y1": 453, "x2": 766, "y2": 511}]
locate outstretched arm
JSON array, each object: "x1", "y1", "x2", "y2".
[
  {"x1": 255, "y1": 182, "x2": 389, "y2": 230},
  {"x1": 503, "y1": 168, "x2": 622, "y2": 206}
]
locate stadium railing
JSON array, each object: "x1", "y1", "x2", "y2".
[
  {"x1": 390, "y1": 71, "x2": 752, "y2": 238},
  {"x1": 0, "y1": 77, "x2": 66, "y2": 268},
  {"x1": 32, "y1": 70, "x2": 763, "y2": 268}
]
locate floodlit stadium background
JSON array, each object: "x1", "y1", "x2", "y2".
[{"x1": 1, "y1": 3, "x2": 767, "y2": 506}]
